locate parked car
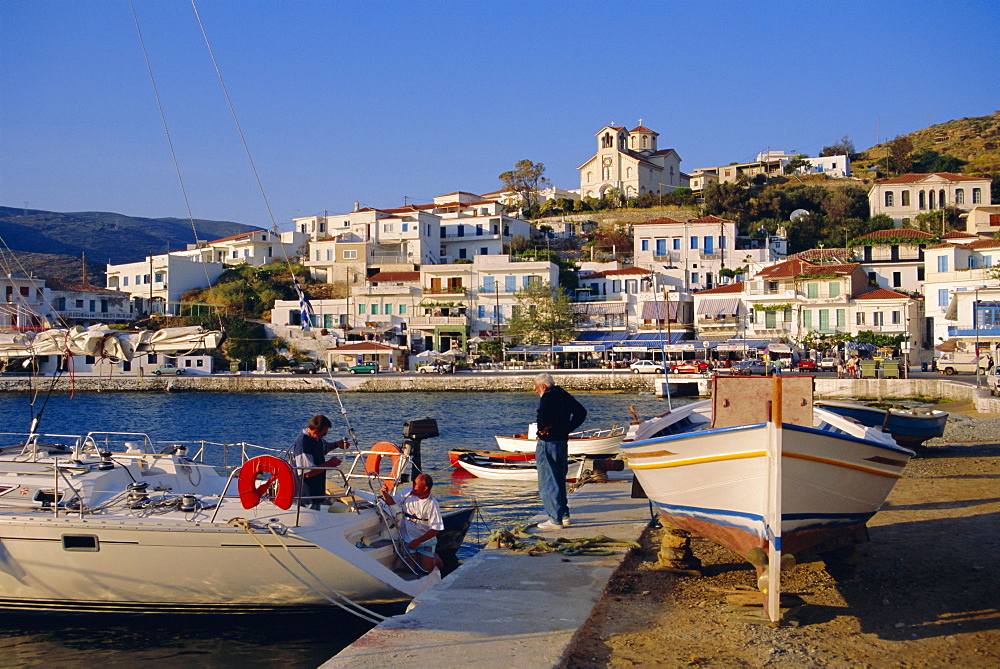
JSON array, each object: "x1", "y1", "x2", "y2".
[
  {"x1": 796, "y1": 358, "x2": 818, "y2": 371},
  {"x1": 987, "y1": 368, "x2": 1000, "y2": 395},
  {"x1": 670, "y1": 360, "x2": 712, "y2": 374},
  {"x1": 151, "y1": 363, "x2": 184, "y2": 376},
  {"x1": 819, "y1": 357, "x2": 839, "y2": 371},
  {"x1": 417, "y1": 362, "x2": 449, "y2": 374},
  {"x1": 291, "y1": 362, "x2": 321, "y2": 374},
  {"x1": 730, "y1": 360, "x2": 771, "y2": 376},
  {"x1": 348, "y1": 363, "x2": 379, "y2": 375},
  {"x1": 629, "y1": 360, "x2": 664, "y2": 374}
]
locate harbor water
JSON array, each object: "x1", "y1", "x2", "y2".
[{"x1": 0, "y1": 390, "x2": 676, "y2": 667}]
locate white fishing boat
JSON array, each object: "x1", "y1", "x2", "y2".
[
  {"x1": 454, "y1": 452, "x2": 587, "y2": 482},
  {"x1": 621, "y1": 376, "x2": 913, "y2": 621},
  {"x1": 494, "y1": 423, "x2": 626, "y2": 456},
  {"x1": 0, "y1": 421, "x2": 471, "y2": 614}
]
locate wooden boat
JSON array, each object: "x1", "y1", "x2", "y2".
[
  {"x1": 814, "y1": 400, "x2": 947, "y2": 447},
  {"x1": 454, "y1": 452, "x2": 587, "y2": 481},
  {"x1": 447, "y1": 447, "x2": 534, "y2": 468},
  {"x1": 495, "y1": 423, "x2": 626, "y2": 455},
  {"x1": 622, "y1": 376, "x2": 913, "y2": 622}
]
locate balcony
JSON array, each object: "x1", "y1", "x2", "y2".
[
  {"x1": 408, "y1": 315, "x2": 469, "y2": 327},
  {"x1": 60, "y1": 311, "x2": 131, "y2": 321},
  {"x1": 423, "y1": 287, "x2": 468, "y2": 296},
  {"x1": 653, "y1": 252, "x2": 681, "y2": 263},
  {"x1": 948, "y1": 326, "x2": 1000, "y2": 337}
]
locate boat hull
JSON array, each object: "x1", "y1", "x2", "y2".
[
  {"x1": 454, "y1": 454, "x2": 585, "y2": 481},
  {"x1": 494, "y1": 429, "x2": 625, "y2": 456},
  {"x1": 624, "y1": 421, "x2": 912, "y2": 560},
  {"x1": 815, "y1": 400, "x2": 947, "y2": 447}
]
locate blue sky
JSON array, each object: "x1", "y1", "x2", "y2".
[{"x1": 2, "y1": 0, "x2": 998, "y2": 231}]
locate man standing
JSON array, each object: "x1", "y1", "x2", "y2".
[
  {"x1": 289, "y1": 414, "x2": 348, "y2": 509},
  {"x1": 532, "y1": 372, "x2": 587, "y2": 531},
  {"x1": 380, "y1": 474, "x2": 444, "y2": 572}
]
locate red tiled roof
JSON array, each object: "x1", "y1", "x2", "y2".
[
  {"x1": 580, "y1": 267, "x2": 652, "y2": 279},
  {"x1": 46, "y1": 279, "x2": 127, "y2": 294},
  {"x1": 687, "y1": 215, "x2": 735, "y2": 224},
  {"x1": 787, "y1": 248, "x2": 855, "y2": 262},
  {"x1": 633, "y1": 217, "x2": 688, "y2": 226},
  {"x1": 854, "y1": 288, "x2": 911, "y2": 300},
  {"x1": 695, "y1": 281, "x2": 745, "y2": 294},
  {"x1": 329, "y1": 342, "x2": 397, "y2": 352},
  {"x1": 852, "y1": 228, "x2": 936, "y2": 241},
  {"x1": 968, "y1": 239, "x2": 1000, "y2": 250},
  {"x1": 207, "y1": 229, "x2": 267, "y2": 244},
  {"x1": 757, "y1": 258, "x2": 859, "y2": 279},
  {"x1": 368, "y1": 271, "x2": 420, "y2": 283},
  {"x1": 877, "y1": 172, "x2": 987, "y2": 184},
  {"x1": 629, "y1": 125, "x2": 657, "y2": 134},
  {"x1": 941, "y1": 231, "x2": 978, "y2": 239}
]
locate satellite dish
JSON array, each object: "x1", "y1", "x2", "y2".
[{"x1": 790, "y1": 209, "x2": 809, "y2": 222}]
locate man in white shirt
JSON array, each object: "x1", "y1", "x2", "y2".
[{"x1": 379, "y1": 473, "x2": 444, "y2": 572}]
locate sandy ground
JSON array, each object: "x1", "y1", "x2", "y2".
[{"x1": 567, "y1": 402, "x2": 1000, "y2": 668}]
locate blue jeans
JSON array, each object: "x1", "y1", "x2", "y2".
[{"x1": 536, "y1": 439, "x2": 569, "y2": 523}]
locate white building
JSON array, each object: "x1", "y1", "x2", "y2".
[
  {"x1": 106, "y1": 254, "x2": 226, "y2": 316},
  {"x1": 47, "y1": 279, "x2": 132, "y2": 326},
  {"x1": 1, "y1": 275, "x2": 53, "y2": 330},
  {"x1": 578, "y1": 123, "x2": 687, "y2": 200},
  {"x1": 869, "y1": 173, "x2": 992, "y2": 223},
  {"x1": 851, "y1": 227, "x2": 934, "y2": 293},
  {"x1": 965, "y1": 205, "x2": 1000, "y2": 237},
  {"x1": 174, "y1": 229, "x2": 308, "y2": 267}
]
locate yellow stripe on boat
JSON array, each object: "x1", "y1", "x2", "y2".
[
  {"x1": 784, "y1": 451, "x2": 904, "y2": 478},
  {"x1": 627, "y1": 450, "x2": 766, "y2": 469}
]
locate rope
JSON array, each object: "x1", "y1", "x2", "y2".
[
  {"x1": 487, "y1": 524, "x2": 640, "y2": 556},
  {"x1": 226, "y1": 517, "x2": 386, "y2": 624}
]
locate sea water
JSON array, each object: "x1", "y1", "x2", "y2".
[{"x1": 0, "y1": 390, "x2": 676, "y2": 666}]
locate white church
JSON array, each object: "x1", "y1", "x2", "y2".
[{"x1": 578, "y1": 122, "x2": 689, "y2": 200}]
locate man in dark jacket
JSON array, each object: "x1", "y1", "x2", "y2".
[{"x1": 532, "y1": 372, "x2": 587, "y2": 530}]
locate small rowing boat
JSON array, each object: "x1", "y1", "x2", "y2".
[
  {"x1": 815, "y1": 399, "x2": 948, "y2": 447},
  {"x1": 495, "y1": 423, "x2": 626, "y2": 456},
  {"x1": 454, "y1": 452, "x2": 587, "y2": 481}
]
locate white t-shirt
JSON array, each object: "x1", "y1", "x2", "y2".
[{"x1": 393, "y1": 488, "x2": 444, "y2": 544}]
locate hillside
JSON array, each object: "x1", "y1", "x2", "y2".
[
  {"x1": 0, "y1": 206, "x2": 262, "y2": 282},
  {"x1": 857, "y1": 110, "x2": 1000, "y2": 174}
]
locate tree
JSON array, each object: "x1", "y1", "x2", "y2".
[
  {"x1": 703, "y1": 182, "x2": 751, "y2": 222},
  {"x1": 910, "y1": 148, "x2": 967, "y2": 173},
  {"x1": 820, "y1": 135, "x2": 857, "y2": 158},
  {"x1": 886, "y1": 135, "x2": 914, "y2": 175},
  {"x1": 783, "y1": 155, "x2": 812, "y2": 175},
  {"x1": 498, "y1": 160, "x2": 550, "y2": 217},
  {"x1": 505, "y1": 282, "x2": 578, "y2": 347}
]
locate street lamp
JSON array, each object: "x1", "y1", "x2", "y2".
[{"x1": 975, "y1": 286, "x2": 985, "y2": 387}]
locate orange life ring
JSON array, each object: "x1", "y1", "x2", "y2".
[
  {"x1": 238, "y1": 455, "x2": 296, "y2": 510},
  {"x1": 365, "y1": 441, "x2": 403, "y2": 489}
]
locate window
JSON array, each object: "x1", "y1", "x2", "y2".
[
  {"x1": 690, "y1": 236, "x2": 698, "y2": 249},
  {"x1": 765, "y1": 310, "x2": 777, "y2": 329},
  {"x1": 901, "y1": 191, "x2": 910, "y2": 206},
  {"x1": 802, "y1": 310, "x2": 812, "y2": 328},
  {"x1": 89, "y1": 300, "x2": 96, "y2": 312},
  {"x1": 478, "y1": 305, "x2": 486, "y2": 318},
  {"x1": 703, "y1": 236, "x2": 713, "y2": 254},
  {"x1": 783, "y1": 308, "x2": 792, "y2": 323},
  {"x1": 154, "y1": 272, "x2": 164, "y2": 282},
  {"x1": 873, "y1": 312, "x2": 884, "y2": 326},
  {"x1": 611, "y1": 280, "x2": 621, "y2": 293},
  {"x1": 984, "y1": 256, "x2": 993, "y2": 267},
  {"x1": 868, "y1": 271, "x2": 877, "y2": 284},
  {"x1": 969, "y1": 256, "x2": 978, "y2": 269},
  {"x1": 919, "y1": 191, "x2": 926, "y2": 209},
  {"x1": 343, "y1": 250, "x2": 357, "y2": 260},
  {"x1": 973, "y1": 188, "x2": 982, "y2": 204},
  {"x1": 818, "y1": 309, "x2": 830, "y2": 331},
  {"x1": 857, "y1": 311, "x2": 865, "y2": 325},
  {"x1": 402, "y1": 223, "x2": 409, "y2": 233},
  {"x1": 918, "y1": 266, "x2": 925, "y2": 280},
  {"x1": 641, "y1": 239, "x2": 650, "y2": 252},
  {"x1": 807, "y1": 283, "x2": 819, "y2": 298},
  {"x1": 892, "y1": 271, "x2": 902, "y2": 287},
  {"x1": 956, "y1": 189, "x2": 965, "y2": 204},
  {"x1": 691, "y1": 272, "x2": 699, "y2": 285},
  {"x1": 655, "y1": 239, "x2": 666, "y2": 256},
  {"x1": 719, "y1": 235, "x2": 726, "y2": 249},
  {"x1": 837, "y1": 308, "x2": 846, "y2": 327},
  {"x1": 483, "y1": 276, "x2": 495, "y2": 293},
  {"x1": 56, "y1": 297, "x2": 65, "y2": 310},
  {"x1": 673, "y1": 238, "x2": 680, "y2": 250},
  {"x1": 458, "y1": 249, "x2": 467, "y2": 259},
  {"x1": 829, "y1": 282, "x2": 840, "y2": 298},
  {"x1": 384, "y1": 304, "x2": 392, "y2": 315},
  {"x1": 315, "y1": 250, "x2": 320, "y2": 261},
  {"x1": 938, "y1": 289, "x2": 949, "y2": 307},
  {"x1": 505, "y1": 276, "x2": 516, "y2": 292},
  {"x1": 123, "y1": 277, "x2": 129, "y2": 286},
  {"x1": 937, "y1": 255, "x2": 948, "y2": 272},
  {"x1": 75, "y1": 299, "x2": 84, "y2": 308},
  {"x1": 399, "y1": 304, "x2": 407, "y2": 315},
  {"x1": 885, "y1": 191, "x2": 894, "y2": 207},
  {"x1": 326, "y1": 249, "x2": 333, "y2": 261},
  {"x1": 891, "y1": 311, "x2": 900, "y2": 324},
  {"x1": 358, "y1": 304, "x2": 366, "y2": 315}
]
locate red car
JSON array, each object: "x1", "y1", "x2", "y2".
[
  {"x1": 796, "y1": 358, "x2": 818, "y2": 371},
  {"x1": 670, "y1": 360, "x2": 713, "y2": 374}
]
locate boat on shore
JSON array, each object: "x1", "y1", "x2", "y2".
[
  {"x1": 622, "y1": 376, "x2": 913, "y2": 621},
  {"x1": 454, "y1": 452, "x2": 587, "y2": 482},
  {"x1": 495, "y1": 423, "x2": 626, "y2": 456},
  {"x1": 447, "y1": 447, "x2": 534, "y2": 468},
  {"x1": 814, "y1": 399, "x2": 948, "y2": 447},
  {"x1": 0, "y1": 416, "x2": 472, "y2": 614}
]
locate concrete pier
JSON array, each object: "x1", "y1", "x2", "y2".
[{"x1": 322, "y1": 476, "x2": 649, "y2": 668}]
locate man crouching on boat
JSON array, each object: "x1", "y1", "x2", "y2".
[{"x1": 379, "y1": 474, "x2": 445, "y2": 573}]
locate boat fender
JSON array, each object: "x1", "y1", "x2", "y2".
[
  {"x1": 365, "y1": 442, "x2": 403, "y2": 489},
  {"x1": 238, "y1": 455, "x2": 296, "y2": 510}
]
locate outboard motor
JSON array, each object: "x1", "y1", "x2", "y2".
[{"x1": 400, "y1": 418, "x2": 439, "y2": 484}]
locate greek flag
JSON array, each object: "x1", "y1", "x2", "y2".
[{"x1": 294, "y1": 279, "x2": 315, "y2": 331}]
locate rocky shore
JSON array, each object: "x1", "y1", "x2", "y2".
[{"x1": 569, "y1": 400, "x2": 1000, "y2": 668}]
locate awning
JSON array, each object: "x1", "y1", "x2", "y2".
[
  {"x1": 934, "y1": 339, "x2": 959, "y2": 352},
  {"x1": 696, "y1": 297, "x2": 741, "y2": 316},
  {"x1": 573, "y1": 331, "x2": 630, "y2": 342},
  {"x1": 944, "y1": 297, "x2": 958, "y2": 321},
  {"x1": 715, "y1": 338, "x2": 770, "y2": 352},
  {"x1": 640, "y1": 301, "x2": 679, "y2": 320},
  {"x1": 574, "y1": 302, "x2": 627, "y2": 315},
  {"x1": 766, "y1": 343, "x2": 796, "y2": 353}
]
